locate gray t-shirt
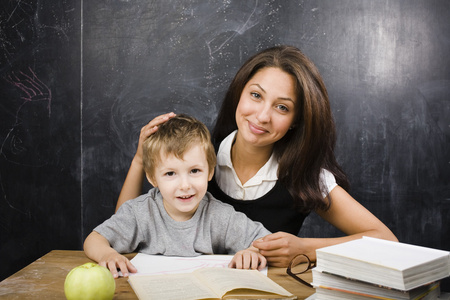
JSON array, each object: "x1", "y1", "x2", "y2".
[{"x1": 94, "y1": 188, "x2": 271, "y2": 256}]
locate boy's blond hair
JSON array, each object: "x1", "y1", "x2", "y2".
[{"x1": 143, "y1": 114, "x2": 216, "y2": 183}]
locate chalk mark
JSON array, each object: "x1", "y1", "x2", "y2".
[
  {"x1": 4, "y1": 67, "x2": 52, "y2": 116},
  {"x1": 205, "y1": 0, "x2": 260, "y2": 56},
  {"x1": 0, "y1": 67, "x2": 52, "y2": 216}
]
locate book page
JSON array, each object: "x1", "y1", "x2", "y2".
[
  {"x1": 128, "y1": 272, "x2": 219, "y2": 300},
  {"x1": 195, "y1": 267, "x2": 294, "y2": 298},
  {"x1": 128, "y1": 253, "x2": 268, "y2": 276}
]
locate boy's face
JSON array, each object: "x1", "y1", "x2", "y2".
[{"x1": 149, "y1": 145, "x2": 213, "y2": 222}]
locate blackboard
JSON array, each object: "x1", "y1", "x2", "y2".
[
  {"x1": 0, "y1": 0, "x2": 82, "y2": 281},
  {"x1": 1, "y1": 0, "x2": 449, "y2": 290}
]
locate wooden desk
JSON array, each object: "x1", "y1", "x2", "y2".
[{"x1": 0, "y1": 250, "x2": 314, "y2": 299}]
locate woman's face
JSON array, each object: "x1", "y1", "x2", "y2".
[{"x1": 235, "y1": 67, "x2": 297, "y2": 150}]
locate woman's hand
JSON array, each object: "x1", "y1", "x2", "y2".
[
  {"x1": 253, "y1": 187, "x2": 398, "y2": 268},
  {"x1": 229, "y1": 246, "x2": 267, "y2": 270},
  {"x1": 116, "y1": 112, "x2": 176, "y2": 211},
  {"x1": 252, "y1": 232, "x2": 310, "y2": 267},
  {"x1": 133, "y1": 112, "x2": 176, "y2": 165}
]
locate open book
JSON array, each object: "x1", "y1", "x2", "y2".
[{"x1": 128, "y1": 267, "x2": 296, "y2": 299}]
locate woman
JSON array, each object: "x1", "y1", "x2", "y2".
[{"x1": 116, "y1": 45, "x2": 397, "y2": 267}]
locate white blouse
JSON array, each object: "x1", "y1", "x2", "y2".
[{"x1": 215, "y1": 130, "x2": 337, "y2": 200}]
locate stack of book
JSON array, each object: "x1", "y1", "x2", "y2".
[{"x1": 309, "y1": 237, "x2": 450, "y2": 300}]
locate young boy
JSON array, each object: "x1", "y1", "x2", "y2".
[{"x1": 84, "y1": 114, "x2": 270, "y2": 278}]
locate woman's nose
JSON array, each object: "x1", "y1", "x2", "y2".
[{"x1": 256, "y1": 104, "x2": 271, "y2": 123}]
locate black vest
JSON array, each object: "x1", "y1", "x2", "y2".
[{"x1": 208, "y1": 176, "x2": 309, "y2": 235}]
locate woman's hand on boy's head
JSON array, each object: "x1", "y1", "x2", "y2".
[
  {"x1": 98, "y1": 252, "x2": 138, "y2": 278},
  {"x1": 135, "y1": 112, "x2": 176, "y2": 164},
  {"x1": 228, "y1": 247, "x2": 267, "y2": 271}
]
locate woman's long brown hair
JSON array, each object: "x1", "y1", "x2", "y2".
[{"x1": 212, "y1": 45, "x2": 349, "y2": 213}]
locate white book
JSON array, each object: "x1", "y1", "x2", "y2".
[
  {"x1": 312, "y1": 267, "x2": 440, "y2": 300},
  {"x1": 315, "y1": 237, "x2": 450, "y2": 291},
  {"x1": 313, "y1": 285, "x2": 440, "y2": 300}
]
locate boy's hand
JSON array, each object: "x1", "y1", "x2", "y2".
[
  {"x1": 228, "y1": 247, "x2": 267, "y2": 270},
  {"x1": 98, "y1": 252, "x2": 137, "y2": 278},
  {"x1": 84, "y1": 231, "x2": 138, "y2": 278}
]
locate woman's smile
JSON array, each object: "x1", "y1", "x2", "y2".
[
  {"x1": 248, "y1": 121, "x2": 269, "y2": 135},
  {"x1": 235, "y1": 67, "x2": 297, "y2": 149}
]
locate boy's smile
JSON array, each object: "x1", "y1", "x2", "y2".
[{"x1": 149, "y1": 144, "x2": 213, "y2": 222}]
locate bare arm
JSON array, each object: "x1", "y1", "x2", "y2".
[
  {"x1": 116, "y1": 112, "x2": 176, "y2": 212},
  {"x1": 253, "y1": 186, "x2": 397, "y2": 267},
  {"x1": 83, "y1": 231, "x2": 137, "y2": 278}
]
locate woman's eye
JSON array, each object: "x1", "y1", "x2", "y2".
[
  {"x1": 251, "y1": 92, "x2": 261, "y2": 99},
  {"x1": 276, "y1": 104, "x2": 289, "y2": 112}
]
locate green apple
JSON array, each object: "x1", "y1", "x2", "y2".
[{"x1": 64, "y1": 262, "x2": 115, "y2": 300}]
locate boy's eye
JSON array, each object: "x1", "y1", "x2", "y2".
[
  {"x1": 165, "y1": 171, "x2": 175, "y2": 177},
  {"x1": 190, "y1": 169, "x2": 201, "y2": 174}
]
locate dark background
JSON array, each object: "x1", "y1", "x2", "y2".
[{"x1": 1, "y1": 0, "x2": 449, "y2": 291}]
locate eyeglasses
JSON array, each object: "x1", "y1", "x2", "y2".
[{"x1": 286, "y1": 254, "x2": 315, "y2": 288}]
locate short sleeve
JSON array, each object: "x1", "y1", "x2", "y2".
[
  {"x1": 93, "y1": 201, "x2": 141, "y2": 253},
  {"x1": 320, "y1": 169, "x2": 338, "y2": 198}
]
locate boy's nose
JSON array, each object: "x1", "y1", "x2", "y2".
[{"x1": 179, "y1": 176, "x2": 191, "y2": 190}]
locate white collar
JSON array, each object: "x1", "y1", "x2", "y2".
[{"x1": 216, "y1": 130, "x2": 278, "y2": 184}]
